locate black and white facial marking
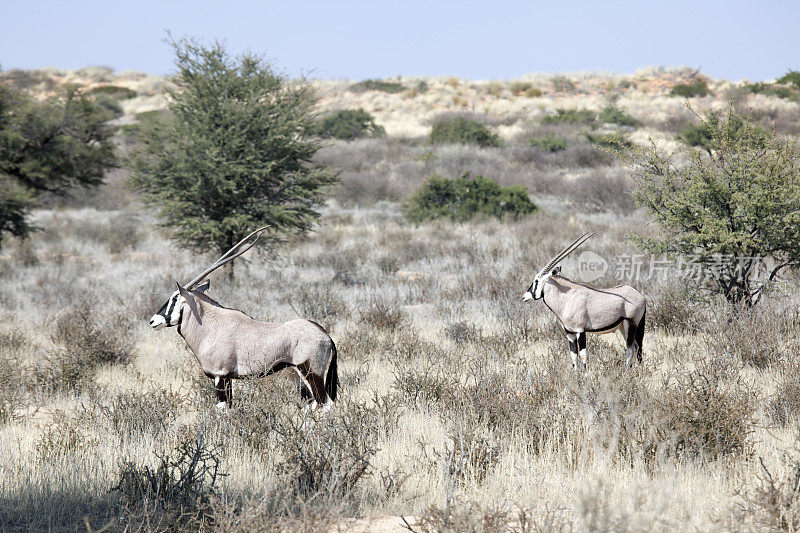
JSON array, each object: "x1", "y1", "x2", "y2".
[
  {"x1": 149, "y1": 290, "x2": 184, "y2": 330},
  {"x1": 523, "y1": 279, "x2": 539, "y2": 302},
  {"x1": 149, "y1": 280, "x2": 210, "y2": 330},
  {"x1": 522, "y1": 266, "x2": 561, "y2": 302}
]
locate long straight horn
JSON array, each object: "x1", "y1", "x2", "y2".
[
  {"x1": 184, "y1": 226, "x2": 270, "y2": 289},
  {"x1": 537, "y1": 232, "x2": 594, "y2": 277}
]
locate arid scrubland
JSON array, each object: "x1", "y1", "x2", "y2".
[{"x1": 2, "y1": 66, "x2": 800, "y2": 531}]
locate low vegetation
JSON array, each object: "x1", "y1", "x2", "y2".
[
  {"x1": 314, "y1": 108, "x2": 385, "y2": 140},
  {"x1": 669, "y1": 78, "x2": 711, "y2": 97},
  {"x1": 4, "y1": 65, "x2": 800, "y2": 532},
  {"x1": 429, "y1": 116, "x2": 501, "y2": 147},
  {"x1": 404, "y1": 173, "x2": 536, "y2": 223}
]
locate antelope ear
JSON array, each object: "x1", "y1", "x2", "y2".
[
  {"x1": 195, "y1": 279, "x2": 210, "y2": 293},
  {"x1": 176, "y1": 283, "x2": 202, "y2": 321},
  {"x1": 551, "y1": 266, "x2": 562, "y2": 276}
]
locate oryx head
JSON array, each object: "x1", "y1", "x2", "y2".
[
  {"x1": 149, "y1": 226, "x2": 269, "y2": 330},
  {"x1": 523, "y1": 232, "x2": 594, "y2": 302}
]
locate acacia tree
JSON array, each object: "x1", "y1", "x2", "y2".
[
  {"x1": 130, "y1": 39, "x2": 337, "y2": 270},
  {"x1": 627, "y1": 104, "x2": 800, "y2": 307},
  {"x1": 0, "y1": 82, "x2": 117, "y2": 245}
]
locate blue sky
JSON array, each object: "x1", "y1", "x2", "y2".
[{"x1": 2, "y1": 1, "x2": 798, "y2": 81}]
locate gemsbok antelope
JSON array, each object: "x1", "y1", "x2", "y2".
[
  {"x1": 523, "y1": 232, "x2": 646, "y2": 370},
  {"x1": 148, "y1": 227, "x2": 338, "y2": 410}
]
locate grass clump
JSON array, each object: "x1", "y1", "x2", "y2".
[
  {"x1": 429, "y1": 116, "x2": 501, "y2": 147},
  {"x1": 541, "y1": 108, "x2": 596, "y2": 126},
  {"x1": 349, "y1": 79, "x2": 405, "y2": 93},
  {"x1": 599, "y1": 105, "x2": 639, "y2": 126},
  {"x1": 404, "y1": 173, "x2": 536, "y2": 223},
  {"x1": 529, "y1": 133, "x2": 567, "y2": 152},
  {"x1": 113, "y1": 435, "x2": 223, "y2": 530},
  {"x1": 669, "y1": 79, "x2": 711, "y2": 97},
  {"x1": 314, "y1": 108, "x2": 385, "y2": 140},
  {"x1": 87, "y1": 85, "x2": 137, "y2": 100}
]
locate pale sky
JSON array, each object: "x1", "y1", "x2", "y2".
[{"x1": 2, "y1": 1, "x2": 799, "y2": 81}]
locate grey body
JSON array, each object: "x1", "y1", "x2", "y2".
[
  {"x1": 179, "y1": 291, "x2": 334, "y2": 381},
  {"x1": 147, "y1": 227, "x2": 337, "y2": 409},
  {"x1": 153, "y1": 285, "x2": 338, "y2": 409},
  {"x1": 523, "y1": 233, "x2": 647, "y2": 370}
]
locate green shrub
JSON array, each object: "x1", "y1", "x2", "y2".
[
  {"x1": 314, "y1": 109, "x2": 385, "y2": 140},
  {"x1": 88, "y1": 85, "x2": 137, "y2": 99},
  {"x1": 586, "y1": 131, "x2": 633, "y2": 151},
  {"x1": 92, "y1": 94, "x2": 123, "y2": 119},
  {"x1": 508, "y1": 80, "x2": 532, "y2": 94},
  {"x1": 541, "y1": 108, "x2": 596, "y2": 126},
  {"x1": 777, "y1": 70, "x2": 800, "y2": 88},
  {"x1": 529, "y1": 133, "x2": 567, "y2": 152},
  {"x1": 404, "y1": 173, "x2": 536, "y2": 223},
  {"x1": 599, "y1": 105, "x2": 638, "y2": 126},
  {"x1": 743, "y1": 82, "x2": 798, "y2": 101},
  {"x1": 677, "y1": 112, "x2": 768, "y2": 154},
  {"x1": 524, "y1": 86, "x2": 543, "y2": 97},
  {"x1": 429, "y1": 116, "x2": 501, "y2": 147},
  {"x1": 349, "y1": 79, "x2": 405, "y2": 93},
  {"x1": 669, "y1": 79, "x2": 710, "y2": 97},
  {"x1": 134, "y1": 109, "x2": 171, "y2": 125}
]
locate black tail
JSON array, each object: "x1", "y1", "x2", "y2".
[
  {"x1": 325, "y1": 340, "x2": 338, "y2": 402},
  {"x1": 635, "y1": 310, "x2": 646, "y2": 363}
]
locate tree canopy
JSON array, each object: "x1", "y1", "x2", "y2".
[
  {"x1": 130, "y1": 39, "x2": 337, "y2": 262},
  {"x1": 627, "y1": 104, "x2": 800, "y2": 306},
  {"x1": 0, "y1": 83, "x2": 117, "y2": 245}
]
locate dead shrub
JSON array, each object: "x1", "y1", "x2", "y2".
[
  {"x1": 658, "y1": 364, "x2": 755, "y2": 459},
  {"x1": 290, "y1": 283, "x2": 347, "y2": 331},
  {"x1": 443, "y1": 320, "x2": 482, "y2": 345},
  {"x1": 94, "y1": 388, "x2": 184, "y2": 442},
  {"x1": 34, "y1": 411, "x2": 88, "y2": 460},
  {"x1": 739, "y1": 454, "x2": 800, "y2": 532},
  {"x1": 112, "y1": 434, "x2": 223, "y2": 531},
  {"x1": 0, "y1": 330, "x2": 28, "y2": 424},
  {"x1": 562, "y1": 171, "x2": 635, "y2": 213},
  {"x1": 414, "y1": 499, "x2": 556, "y2": 533},
  {"x1": 706, "y1": 304, "x2": 798, "y2": 368},
  {"x1": 272, "y1": 403, "x2": 382, "y2": 503},
  {"x1": 359, "y1": 299, "x2": 406, "y2": 331},
  {"x1": 768, "y1": 371, "x2": 800, "y2": 426},
  {"x1": 648, "y1": 282, "x2": 704, "y2": 335},
  {"x1": 442, "y1": 423, "x2": 500, "y2": 483},
  {"x1": 34, "y1": 302, "x2": 135, "y2": 393}
]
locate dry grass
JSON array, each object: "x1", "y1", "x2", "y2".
[
  {"x1": 2, "y1": 202, "x2": 799, "y2": 531},
  {"x1": 3, "y1": 68, "x2": 800, "y2": 531}
]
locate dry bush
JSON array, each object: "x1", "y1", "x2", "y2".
[
  {"x1": 414, "y1": 498, "x2": 564, "y2": 533},
  {"x1": 271, "y1": 405, "x2": 382, "y2": 503},
  {"x1": 209, "y1": 493, "x2": 338, "y2": 533},
  {"x1": 289, "y1": 283, "x2": 347, "y2": 331},
  {"x1": 706, "y1": 304, "x2": 799, "y2": 368},
  {"x1": 658, "y1": 363, "x2": 755, "y2": 459},
  {"x1": 113, "y1": 434, "x2": 223, "y2": 531},
  {"x1": 767, "y1": 370, "x2": 800, "y2": 426},
  {"x1": 648, "y1": 282, "x2": 705, "y2": 335},
  {"x1": 34, "y1": 303, "x2": 135, "y2": 393},
  {"x1": 359, "y1": 299, "x2": 407, "y2": 331},
  {"x1": 443, "y1": 320, "x2": 483, "y2": 345},
  {"x1": 34, "y1": 411, "x2": 89, "y2": 460},
  {"x1": 93, "y1": 387, "x2": 184, "y2": 443},
  {"x1": 739, "y1": 454, "x2": 800, "y2": 532},
  {"x1": 0, "y1": 330, "x2": 29, "y2": 424},
  {"x1": 561, "y1": 171, "x2": 635, "y2": 213},
  {"x1": 442, "y1": 423, "x2": 500, "y2": 483}
]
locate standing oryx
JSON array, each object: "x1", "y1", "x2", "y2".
[
  {"x1": 149, "y1": 227, "x2": 338, "y2": 410},
  {"x1": 523, "y1": 233, "x2": 646, "y2": 370}
]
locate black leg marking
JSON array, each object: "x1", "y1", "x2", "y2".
[
  {"x1": 214, "y1": 377, "x2": 232, "y2": 407},
  {"x1": 296, "y1": 362, "x2": 328, "y2": 405}
]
